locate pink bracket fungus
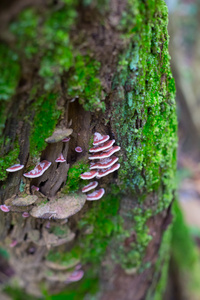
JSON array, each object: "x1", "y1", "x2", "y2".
[
  {"x1": 89, "y1": 145, "x2": 120, "y2": 160},
  {"x1": 93, "y1": 132, "x2": 110, "y2": 146},
  {"x1": 67, "y1": 270, "x2": 84, "y2": 283},
  {"x1": 86, "y1": 188, "x2": 105, "y2": 201},
  {"x1": 23, "y1": 160, "x2": 51, "y2": 178},
  {"x1": 82, "y1": 181, "x2": 98, "y2": 193},
  {"x1": 89, "y1": 140, "x2": 115, "y2": 153},
  {"x1": 80, "y1": 170, "x2": 98, "y2": 180},
  {"x1": 22, "y1": 212, "x2": 30, "y2": 218},
  {"x1": 90, "y1": 156, "x2": 118, "y2": 170},
  {"x1": 0, "y1": 205, "x2": 10, "y2": 212},
  {"x1": 96, "y1": 163, "x2": 120, "y2": 178},
  {"x1": 10, "y1": 240, "x2": 18, "y2": 247},
  {"x1": 62, "y1": 137, "x2": 70, "y2": 142},
  {"x1": 6, "y1": 164, "x2": 24, "y2": 172},
  {"x1": 75, "y1": 147, "x2": 83, "y2": 153},
  {"x1": 31, "y1": 185, "x2": 39, "y2": 192},
  {"x1": 55, "y1": 154, "x2": 66, "y2": 163}
]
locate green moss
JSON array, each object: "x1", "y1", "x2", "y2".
[
  {"x1": 9, "y1": 9, "x2": 39, "y2": 59},
  {"x1": 4, "y1": 287, "x2": 39, "y2": 300},
  {"x1": 0, "y1": 144, "x2": 20, "y2": 181},
  {"x1": 29, "y1": 93, "x2": 61, "y2": 157},
  {"x1": 110, "y1": 207, "x2": 152, "y2": 271},
  {"x1": 62, "y1": 160, "x2": 89, "y2": 194},
  {"x1": 39, "y1": 1, "x2": 77, "y2": 90},
  {"x1": 47, "y1": 248, "x2": 80, "y2": 267},
  {"x1": 67, "y1": 55, "x2": 105, "y2": 111},
  {"x1": 78, "y1": 193, "x2": 122, "y2": 264},
  {"x1": 9, "y1": 1, "x2": 104, "y2": 112},
  {"x1": 47, "y1": 275, "x2": 98, "y2": 300},
  {"x1": 0, "y1": 44, "x2": 20, "y2": 134},
  {"x1": 50, "y1": 226, "x2": 67, "y2": 237},
  {"x1": 112, "y1": 0, "x2": 177, "y2": 210}
]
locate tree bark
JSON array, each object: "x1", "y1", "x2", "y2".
[{"x1": 0, "y1": 0, "x2": 177, "y2": 299}]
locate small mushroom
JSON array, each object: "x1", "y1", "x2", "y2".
[
  {"x1": 6, "y1": 164, "x2": 24, "y2": 172},
  {"x1": 66, "y1": 270, "x2": 84, "y2": 283},
  {"x1": 96, "y1": 163, "x2": 120, "y2": 178},
  {"x1": 82, "y1": 181, "x2": 98, "y2": 193},
  {"x1": 89, "y1": 140, "x2": 115, "y2": 153},
  {"x1": 55, "y1": 154, "x2": 66, "y2": 163},
  {"x1": 62, "y1": 137, "x2": 70, "y2": 142},
  {"x1": 0, "y1": 205, "x2": 10, "y2": 212},
  {"x1": 93, "y1": 132, "x2": 110, "y2": 146},
  {"x1": 75, "y1": 147, "x2": 83, "y2": 153},
  {"x1": 88, "y1": 146, "x2": 121, "y2": 160},
  {"x1": 45, "y1": 128, "x2": 73, "y2": 143},
  {"x1": 86, "y1": 188, "x2": 105, "y2": 201},
  {"x1": 22, "y1": 212, "x2": 30, "y2": 218},
  {"x1": 80, "y1": 170, "x2": 98, "y2": 180},
  {"x1": 90, "y1": 156, "x2": 118, "y2": 170},
  {"x1": 31, "y1": 185, "x2": 39, "y2": 192},
  {"x1": 10, "y1": 240, "x2": 18, "y2": 247},
  {"x1": 23, "y1": 160, "x2": 51, "y2": 178}
]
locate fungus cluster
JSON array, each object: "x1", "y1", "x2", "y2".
[{"x1": 80, "y1": 132, "x2": 120, "y2": 201}]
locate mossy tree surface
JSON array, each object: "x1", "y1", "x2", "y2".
[{"x1": 0, "y1": 0, "x2": 177, "y2": 300}]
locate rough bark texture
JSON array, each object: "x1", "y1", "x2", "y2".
[{"x1": 0, "y1": 0, "x2": 177, "y2": 299}]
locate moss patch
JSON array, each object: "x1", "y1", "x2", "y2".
[
  {"x1": 0, "y1": 44, "x2": 20, "y2": 135},
  {"x1": 0, "y1": 144, "x2": 20, "y2": 181},
  {"x1": 29, "y1": 93, "x2": 61, "y2": 157},
  {"x1": 62, "y1": 160, "x2": 89, "y2": 194},
  {"x1": 111, "y1": 0, "x2": 177, "y2": 210}
]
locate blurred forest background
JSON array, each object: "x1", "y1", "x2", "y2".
[{"x1": 166, "y1": 0, "x2": 200, "y2": 299}]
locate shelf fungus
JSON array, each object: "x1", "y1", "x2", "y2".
[
  {"x1": 0, "y1": 205, "x2": 10, "y2": 212},
  {"x1": 45, "y1": 128, "x2": 73, "y2": 143},
  {"x1": 75, "y1": 147, "x2": 83, "y2": 153},
  {"x1": 89, "y1": 139, "x2": 115, "y2": 153},
  {"x1": 80, "y1": 132, "x2": 121, "y2": 201},
  {"x1": 12, "y1": 195, "x2": 38, "y2": 206},
  {"x1": 86, "y1": 188, "x2": 105, "y2": 201},
  {"x1": 6, "y1": 164, "x2": 24, "y2": 172},
  {"x1": 80, "y1": 170, "x2": 98, "y2": 180},
  {"x1": 82, "y1": 181, "x2": 98, "y2": 193},
  {"x1": 62, "y1": 137, "x2": 70, "y2": 142},
  {"x1": 93, "y1": 132, "x2": 110, "y2": 145},
  {"x1": 96, "y1": 163, "x2": 120, "y2": 178},
  {"x1": 90, "y1": 156, "x2": 118, "y2": 170},
  {"x1": 23, "y1": 160, "x2": 51, "y2": 178},
  {"x1": 30, "y1": 193, "x2": 86, "y2": 219},
  {"x1": 66, "y1": 270, "x2": 84, "y2": 283},
  {"x1": 55, "y1": 153, "x2": 66, "y2": 163},
  {"x1": 22, "y1": 212, "x2": 30, "y2": 218},
  {"x1": 89, "y1": 145, "x2": 120, "y2": 160}
]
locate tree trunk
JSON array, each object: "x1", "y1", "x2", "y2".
[{"x1": 0, "y1": 0, "x2": 177, "y2": 299}]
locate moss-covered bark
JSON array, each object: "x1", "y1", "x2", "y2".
[{"x1": 0, "y1": 0, "x2": 177, "y2": 299}]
